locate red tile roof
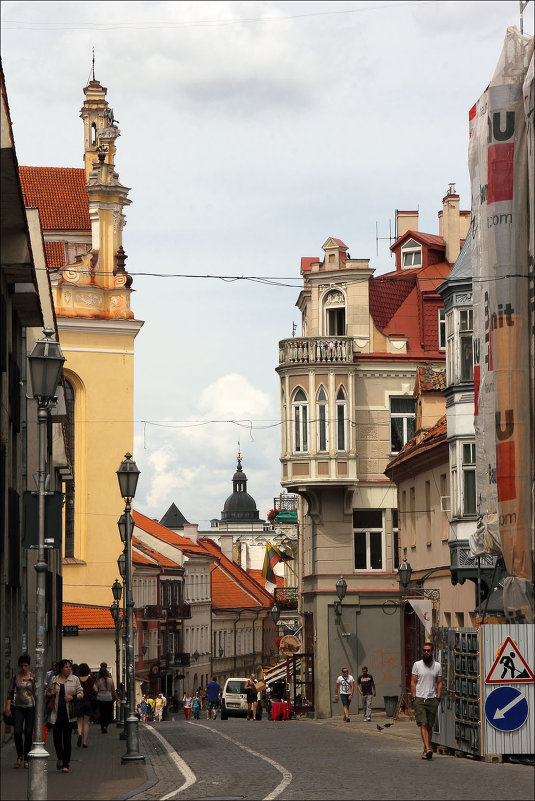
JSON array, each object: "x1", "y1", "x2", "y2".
[
  {"x1": 249, "y1": 569, "x2": 284, "y2": 591},
  {"x1": 385, "y1": 414, "x2": 447, "y2": 474},
  {"x1": 44, "y1": 241, "x2": 66, "y2": 269},
  {"x1": 63, "y1": 603, "x2": 115, "y2": 630},
  {"x1": 133, "y1": 510, "x2": 210, "y2": 557},
  {"x1": 330, "y1": 238, "x2": 348, "y2": 248},
  {"x1": 416, "y1": 365, "x2": 446, "y2": 392},
  {"x1": 369, "y1": 277, "x2": 415, "y2": 329},
  {"x1": 199, "y1": 538, "x2": 274, "y2": 609},
  {"x1": 132, "y1": 536, "x2": 181, "y2": 568},
  {"x1": 300, "y1": 257, "x2": 318, "y2": 272},
  {"x1": 391, "y1": 230, "x2": 445, "y2": 251},
  {"x1": 19, "y1": 166, "x2": 90, "y2": 231}
]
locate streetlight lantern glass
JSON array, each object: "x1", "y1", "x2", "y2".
[
  {"x1": 110, "y1": 602, "x2": 119, "y2": 623},
  {"x1": 398, "y1": 558, "x2": 413, "y2": 589},
  {"x1": 28, "y1": 327, "x2": 65, "y2": 401},
  {"x1": 117, "y1": 551, "x2": 126, "y2": 579},
  {"x1": 117, "y1": 512, "x2": 133, "y2": 543},
  {"x1": 270, "y1": 603, "x2": 280, "y2": 624},
  {"x1": 112, "y1": 578, "x2": 123, "y2": 602},
  {"x1": 336, "y1": 576, "x2": 347, "y2": 602},
  {"x1": 116, "y1": 452, "x2": 140, "y2": 500}
]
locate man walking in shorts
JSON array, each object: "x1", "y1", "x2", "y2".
[
  {"x1": 411, "y1": 642, "x2": 442, "y2": 759},
  {"x1": 334, "y1": 667, "x2": 354, "y2": 723},
  {"x1": 205, "y1": 677, "x2": 221, "y2": 720}
]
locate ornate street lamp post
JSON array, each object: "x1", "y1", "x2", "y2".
[
  {"x1": 27, "y1": 328, "x2": 65, "y2": 800},
  {"x1": 110, "y1": 578, "x2": 122, "y2": 725},
  {"x1": 117, "y1": 550, "x2": 128, "y2": 735},
  {"x1": 116, "y1": 453, "x2": 144, "y2": 763}
]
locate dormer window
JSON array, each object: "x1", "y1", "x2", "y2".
[
  {"x1": 401, "y1": 238, "x2": 422, "y2": 269},
  {"x1": 323, "y1": 290, "x2": 346, "y2": 336}
]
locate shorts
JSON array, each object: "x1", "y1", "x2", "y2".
[
  {"x1": 207, "y1": 700, "x2": 219, "y2": 710},
  {"x1": 246, "y1": 693, "x2": 257, "y2": 704},
  {"x1": 78, "y1": 700, "x2": 92, "y2": 717},
  {"x1": 414, "y1": 697, "x2": 439, "y2": 727},
  {"x1": 340, "y1": 693, "x2": 352, "y2": 708}
]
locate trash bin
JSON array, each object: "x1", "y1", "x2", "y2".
[{"x1": 384, "y1": 696, "x2": 398, "y2": 717}]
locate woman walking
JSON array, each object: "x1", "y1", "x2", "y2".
[
  {"x1": 76, "y1": 663, "x2": 96, "y2": 748},
  {"x1": 5, "y1": 654, "x2": 36, "y2": 769},
  {"x1": 139, "y1": 694, "x2": 148, "y2": 723},
  {"x1": 192, "y1": 691, "x2": 202, "y2": 720},
  {"x1": 46, "y1": 659, "x2": 83, "y2": 773},
  {"x1": 244, "y1": 675, "x2": 258, "y2": 721},
  {"x1": 182, "y1": 690, "x2": 192, "y2": 721},
  {"x1": 95, "y1": 664, "x2": 116, "y2": 733}
]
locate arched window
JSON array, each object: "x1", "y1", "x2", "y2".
[
  {"x1": 323, "y1": 290, "x2": 346, "y2": 336},
  {"x1": 64, "y1": 378, "x2": 75, "y2": 557},
  {"x1": 336, "y1": 386, "x2": 347, "y2": 451},
  {"x1": 91, "y1": 122, "x2": 97, "y2": 146},
  {"x1": 292, "y1": 389, "x2": 309, "y2": 453},
  {"x1": 316, "y1": 387, "x2": 328, "y2": 452}
]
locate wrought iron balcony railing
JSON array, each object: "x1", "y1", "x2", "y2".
[
  {"x1": 279, "y1": 337, "x2": 354, "y2": 366},
  {"x1": 166, "y1": 603, "x2": 192, "y2": 619},
  {"x1": 142, "y1": 604, "x2": 165, "y2": 620},
  {"x1": 449, "y1": 540, "x2": 501, "y2": 585}
]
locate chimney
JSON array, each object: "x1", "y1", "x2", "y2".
[
  {"x1": 438, "y1": 184, "x2": 461, "y2": 263},
  {"x1": 181, "y1": 523, "x2": 199, "y2": 544},
  {"x1": 220, "y1": 534, "x2": 234, "y2": 562},
  {"x1": 396, "y1": 210, "x2": 418, "y2": 239}
]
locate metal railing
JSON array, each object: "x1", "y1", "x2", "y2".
[{"x1": 274, "y1": 587, "x2": 299, "y2": 610}]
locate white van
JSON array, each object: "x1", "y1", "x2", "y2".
[{"x1": 220, "y1": 677, "x2": 263, "y2": 720}]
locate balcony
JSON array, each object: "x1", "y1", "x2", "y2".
[
  {"x1": 274, "y1": 494, "x2": 298, "y2": 512},
  {"x1": 142, "y1": 604, "x2": 166, "y2": 620},
  {"x1": 449, "y1": 540, "x2": 502, "y2": 585},
  {"x1": 274, "y1": 587, "x2": 299, "y2": 611},
  {"x1": 166, "y1": 602, "x2": 192, "y2": 619},
  {"x1": 279, "y1": 337, "x2": 354, "y2": 367}
]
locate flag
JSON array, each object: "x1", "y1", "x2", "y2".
[
  {"x1": 261, "y1": 542, "x2": 290, "y2": 583},
  {"x1": 408, "y1": 600, "x2": 432, "y2": 635}
]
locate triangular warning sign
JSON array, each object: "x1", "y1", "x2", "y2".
[{"x1": 485, "y1": 636, "x2": 535, "y2": 684}]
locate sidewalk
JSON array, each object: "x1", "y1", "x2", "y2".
[
  {"x1": 1, "y1": 722, "x2": 152, "y2": 801},
  {"x1": 308, "y1": 708, "x2": 421, "y2": 744}
]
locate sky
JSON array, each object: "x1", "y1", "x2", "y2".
[{"x1": 2, "y1": 1, "x2": 533, "y2": 528}]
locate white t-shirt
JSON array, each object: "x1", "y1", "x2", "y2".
[
  {"x1": 411, "y1": 659, "x2": 442, "y2": 699},
  {"x1": 336, "y1": 674, "x2": 354, "y2": 695}
]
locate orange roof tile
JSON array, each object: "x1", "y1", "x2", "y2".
[
  {"x1": 132, "y1": 536, "x2": 182, "y2": 568},
  {"x1": 199, "y1": 538, "x2": 273, "y2": 608},
  {"x1": 63, "y1": 603, "x2": 115, "y2": 630},
  {"x1": 300, "y1": 257, "x2": 318, "y2": 272},
  {"x1": 44, "y1": 241, "x2": 66, "y2": 269},
  {"x1": 249, "y1": 569, "x2": 284, "y2": 591},
  {"x1": 416, "y1": 365, "x2": 446, "y2": 392},
  {"x1": 386, "y1": 414, "x2": 447, "y2": 474},
  {"x1": 133, "y1": 510, "x2": 211, "y2": 557},
  {"x1": 19, "y1": 166, "x2": 90, "y2": 231}
]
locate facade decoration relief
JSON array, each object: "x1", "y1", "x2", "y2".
[
  {"x1": 75, "y1": 291, "x2": 103, "y2": 307},
  {"x1": 324, "y1": 290, "x2": 345, "y2": 305}
]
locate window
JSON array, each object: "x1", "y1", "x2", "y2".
[
  {"x1": 292, "y1": 389, "x2": 309, "y2": 453},
  {"x1": 323, "y1": 290, "x2": 346, "y2": 336},
  {"x1": 316, "y1": 387, "x2": 328, "y2": 451},
  {"x1": 450, "y1": 441, "x2": 476, "y2": 517},
  {"x1": 392, "y1": 509, "x2": 399, "y2": 569},
  {"x1": 390, "y1": 397, "x2": 416, "y2": 453},
  {"x1": 336, "y1": 386, "x2": 347, "y2": 451},
  {"x1": 353, "y1": 509, "x2": 384, "y2": 570},
  {"x1": 459, "y1": 309, "x2": 473, "y2": 382},
  {"x1": 64, "y1": 378, "x2": 75, "y2": 558},
  {"x1": 438, "y1": 308, "x2": 446, "y2": 350},
  {"x1": 401, "y1": 238, "x2": 422, "y2": 269},
  {"x1": 425, "y1": 481, "x2": 431, "y2": 545}
]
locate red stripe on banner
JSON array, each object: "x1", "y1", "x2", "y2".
[
  {"x1": 487, "y1": 143, "x2": 514, "y2": 203},
  {"x1": 473, "y1": 364, "x2": 480, "y2": 416},
  {"x1": 469, "y1": 103, "x2": 477, "y2": 120},
  {"x1": 496, "y1": 440, "x2": 516, "y2": 502}
]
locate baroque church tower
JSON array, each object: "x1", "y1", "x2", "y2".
[{"x1": 20, "y1": 77, "x2": 144, "y2": 640}]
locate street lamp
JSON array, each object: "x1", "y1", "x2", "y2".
[
  {"x1": 334, "y1": 576, "x2": 347, "y2": 616},
  {"x1": 27, "y1": 327, "x2": 65, "y2": 800},
  {"x1": 110, "y1": 579, "x2": 122, "y2": 726},
  {"x1": 397, "y1": 558, "x2": 413, "y2": 589},
  {"x1": 116, "y1": 453, "x2": 144, "y2": 763},
  {"x1": 271, "y1": 603, "x2": 281, "y2": 625}
]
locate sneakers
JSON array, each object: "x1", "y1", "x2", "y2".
[
  {"x1": 345, "y1": 716, "x2": 350, "y2": 723},
  {"x1": 364, "y1": 717, "x2": 371, "y2": 722}
]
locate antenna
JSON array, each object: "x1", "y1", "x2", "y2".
[
  {"x1": 375, "y1": 219, "x2": 396, "y2": 257},
  {"x1": 92, "y1": 47, "x2": 95, "y2": 81}
]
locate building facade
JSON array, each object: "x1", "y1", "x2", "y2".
[{"x1": 276, "y1": 192, "x2": 470, "y2": 716}]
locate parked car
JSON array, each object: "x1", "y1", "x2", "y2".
[{"x1": 220, "y1": 677, "x2": 262, "y2": 720}]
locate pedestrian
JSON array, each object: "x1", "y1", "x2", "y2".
[
  {"x1": 182, "y1": 690, "x2": 192, "y2": 721},
  {"x1": 95, "y1": 663, "x2": 116, "y2": 733},
  {"x1": 5, "y1": 654, "x2": 36, "y2": 769},
  {"x1": 192, "y1": 691, "x2": 202, "y2": 720},
  {"x1": 154, "y1": 692, "x2": 164, "y2": 722},
  {"x1": 139, "y1": 694, "x2": 148, "y2": 723},
  {"x1": 357, "y1": 666, "x2": 376, "y2": 722},
  {"x1": 45, "y1": 661, "x2": 58, "y2": 687},
  {"x1": 244, "y1": 674, "x2": 258, "y2": 721},
  {"x1": 147, "y1": 694, "x2": 155, "y2": 721},
  {"x1": 410, "y1": 641, "x2": 443, "y2": 760},
  {"x1": 334, "y1": 667, "x2": 354, "y2": 723},
  {"x1": 46, "y1": 658, "x2": 83, "y2": 773},
  {"x1": 76, "y1": 663, "x2": 96, "y2": 749},
  {"x1": 205, "y1": 676, "x2": 221, "y2": 720}
]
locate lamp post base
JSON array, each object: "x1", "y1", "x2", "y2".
[
  {"x1": 121, "y1": 714, "x2": 145, "y2": 764},
  {"x1": 27, "y1": 741, "x2": 49, "y2": 800}
]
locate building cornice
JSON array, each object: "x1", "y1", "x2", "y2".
[{"x1": 57, "y1": 317, "x2": 144, "y2": 336}]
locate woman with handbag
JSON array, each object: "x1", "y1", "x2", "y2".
[
  {"x1": 95, "y1": 664, "x2": 116, "y2": 733},
  {"x1": 46, "y1": 659, "x2": 83, "y2": 773},
  {"x1": 76, "y1": 663, "x2": 96, "y2": 749},
  {"x1": 5, "y1": 654, "x2": 36, "y2": 769}
]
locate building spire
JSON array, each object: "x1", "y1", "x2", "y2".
[{"x1": 92, "y1": 47, "x2": 95, "y2": 81}]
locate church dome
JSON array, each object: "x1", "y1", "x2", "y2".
[{"x1": 220, "y1": 454, "x2": 261, "y2": 522}]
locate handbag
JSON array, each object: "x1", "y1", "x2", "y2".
[
  {"x1": 3, "y1": 710, "x2": 13, "y2": 726},
  {"x1": 46, "y1": 694, "x2": 55, "y2": 711}
]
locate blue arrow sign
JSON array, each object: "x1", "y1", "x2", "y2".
[{"x1": 485, "y1": 686, "x2": 528, "y2": 732}]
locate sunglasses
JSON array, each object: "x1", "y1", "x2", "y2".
[{"x1": 423, "y1": 649, "x2": 432, "y2": 653}]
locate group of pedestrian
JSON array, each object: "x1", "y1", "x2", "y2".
[
  {"x1": 334, "y1": 665, "x2": 376, "y2": 723},
  {"x1": 333, "y1": 642, "x2": 442, "y2": 761},
  {"x1": 4, "y1": 655, "x2": 118, "y2": 775},
  {"x1": 180, "y1": 677, "x2": 221, "y2": 721},
  {"x1": 137, "y1": 692, "x2": 167, "y2": 722}
]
